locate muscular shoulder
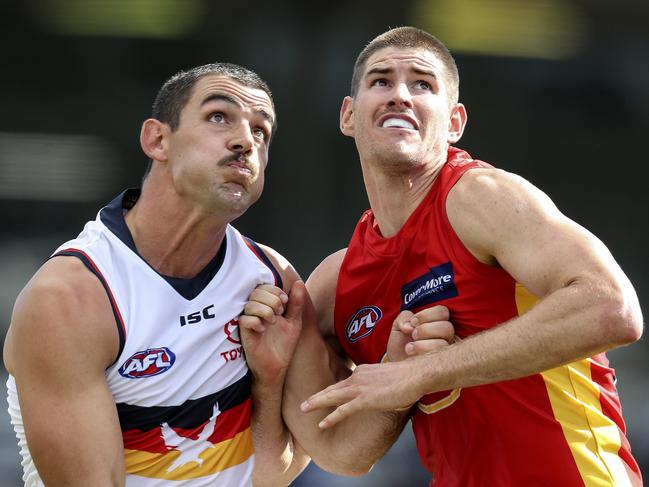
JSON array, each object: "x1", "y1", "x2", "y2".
[
  {"x1": 447, "y1": 167, "x2": 561, "y2": 263},
  {"x1": 305, "y1": 249, "x2": 347, "y2": 338},
  {"x1": 4, "y1": 255, "x2": 119, "y2": 374},
  {"x1": 253, "y1": 242, "x2": 301, "y2": 293},
  {"x1": 450, "y1": 167, "x2": 557, "y2": 217}
]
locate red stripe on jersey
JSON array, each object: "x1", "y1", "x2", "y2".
[
  {"x1": 589, "y1": 354, "x2": 642, "y2": 478},
  {"x1": 243, "y1": 239, "x2": 281, "y2": 288},
  {"x1": 122, "y1": 398, "x2": 251, "y2": 453},
  {"x1": 57, "y1": 247, "x2": 127, "y2": 340}
]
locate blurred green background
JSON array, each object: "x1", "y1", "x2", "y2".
[{"x1": 1, "y1": 0, "x2": 647, "y2": 485}]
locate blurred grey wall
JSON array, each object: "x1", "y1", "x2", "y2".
[{"x1": 1, "y1": 0, "x2": 647, "y2": 485}]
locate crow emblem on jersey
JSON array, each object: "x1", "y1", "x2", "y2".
[
  {"x1": 345, "y1": 306, "x2": 382, "y2": 343},
  {"x1": 224, "y1": 318, "x2": 241, "y2": 344},
  {"x1": 119, "y1": 347, "x2": 176, "y2": 378},
  {"x1": 401, "y1": 262, "x2": 458, "y2": 311}
]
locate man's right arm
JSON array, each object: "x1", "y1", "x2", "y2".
[
  {"x1": 3, "y1": 257, "x2": 125, "y2": 487},
  {"x1": 280, "y1": 250, "x2": 410, "y2": 476}
]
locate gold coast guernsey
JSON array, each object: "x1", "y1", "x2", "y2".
[{"x1": 334, "y1": 148, "x2": 642, "y2": 486}]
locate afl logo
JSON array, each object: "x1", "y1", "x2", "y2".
[
  {"x1": 118, "y1": 347, "x2": 176, "y2": 379},
  {"x1": 345, "y1": 306, "x2": 382, "y2": 343}
]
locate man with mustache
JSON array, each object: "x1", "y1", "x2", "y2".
[{"x1": 4, "y1": 62, "x2": 312, "y2": 486}]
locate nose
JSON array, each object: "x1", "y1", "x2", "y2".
[
  {"x1": 388, "y1": 82, "x2": 413, "y2": 109},
  {"x1": 227, "y1": 121, "x2": 254, "y2": 155}
]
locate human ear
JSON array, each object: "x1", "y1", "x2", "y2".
[
  {"x1": 447, "y1": 103, "x2": 467, "y2": 144},
  {"x1": 340, "y1": 96, "x2": 355, "y2": 137},
  {"x1": 140, "y1": 119, "x2": 169, "y2": 162}
]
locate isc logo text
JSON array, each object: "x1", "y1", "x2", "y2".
[{"x1": 180, "y1": 304, "x2": 215, "y2": 327}]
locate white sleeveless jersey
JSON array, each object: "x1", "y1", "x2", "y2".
[{"x1": 7, "y1": 190, "x2": 282, "y2": 486}]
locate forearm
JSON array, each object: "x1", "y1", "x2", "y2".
[
  {"x1": 283, "y1": 325, "x2": 409, "y2": 476},
  {"x1": 417, "y1": 278, "x2": 643, "y2": 394},
  {"x1": 286, "y1": 384, "x2": 409, "y2": 476},
  {"x1": 251, "y1": 379, "x2": 309, "y2": 487}
]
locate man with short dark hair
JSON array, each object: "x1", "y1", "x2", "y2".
[{"x1": 4, "y1": 62, "x2": 308, "y2": 486}]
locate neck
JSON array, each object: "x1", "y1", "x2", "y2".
[
  {"x1": 124, "y1": 178, "x2": 230, "y2": 279},
  {"x1": 361, "y1": 153, "x2": 447, "y2": 238}
]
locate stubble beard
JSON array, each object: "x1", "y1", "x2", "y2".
[
  {"x1": 367, "y1": 140, "x2": 424, "y2": 174},
  {"x1": 208, "y1": 183, "x2": 256, "y2": 217}
]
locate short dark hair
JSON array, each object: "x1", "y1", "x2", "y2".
[
  {"x1": 143, "y1": 62, "x2": 275, "y2": 179},
  {"x1": 152, "y1": 62, "x2": 275, "y2": 131},
  {"x1": 350, "y1": 26, "x2": 459, "y2": 105}
]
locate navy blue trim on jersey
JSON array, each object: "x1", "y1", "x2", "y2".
[
  {"x1": 243, "y1": 237, "x2": 283, "y2": 290},
  {"x1": 52, "y1": 249, "x2": 126, "y2": 367},
  {"x1": 116, "y1": 370, "x2": 252, "y2": 431},
  {"x1": 99, "y1": 189, "x2": 227, "y2": 300}
]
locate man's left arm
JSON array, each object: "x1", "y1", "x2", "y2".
[
  {"x1": 239, "y1": 245, "x2": 310, "y2": 486},
  {"x1": 303, "y1": 167, "x2": 643, "y2": 425}
]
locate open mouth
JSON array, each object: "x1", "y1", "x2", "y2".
[{"x1": 379, "y1": 114, "x2": 418, "y2": 130}]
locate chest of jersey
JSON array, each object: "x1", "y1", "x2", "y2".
[
  {"x1": 55, "y1": 211, "x2": 274, "y2": 485},
  {"x1": 334, "y1": 160, "x2": 517, "y2": 366}
]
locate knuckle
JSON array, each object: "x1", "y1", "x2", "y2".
[
  {"x1": 442, "y1": 321, "x2": 455, "y2": 335},
  {"x1": 438, "y1": 306, "x2": 450, "y2": 319},
  {"x1": 271, "y1": 295, "x2": 283, "y2": 310}
]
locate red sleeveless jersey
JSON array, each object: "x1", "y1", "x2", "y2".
[{"x1": 334, "y1": 147, "x2": 641, "y2": 486}]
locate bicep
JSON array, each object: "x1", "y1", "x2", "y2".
[
  {"x1": 449, "y1": 169, "x2": 622, "y2": 298},
  {"x1": 10, "y1": 260, "x2": 124, "y2": 486}
]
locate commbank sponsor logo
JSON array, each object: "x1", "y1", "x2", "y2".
[
  {"x1": 345, "y1": 306, "x2": 382, "y2": 343},
  {"x1": 119, "y1": 347, "x2": 176, "y2": 379},
  {"x1": 400, "y1": 262, "x2": 458, "y2": 311}
]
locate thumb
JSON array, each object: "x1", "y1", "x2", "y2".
[
  {"x1": 392, "y1": 310, "x2": 415, "y2": 332},
  {"x1": 285, "y1": 280, "x2": 306, "y2": 322}
]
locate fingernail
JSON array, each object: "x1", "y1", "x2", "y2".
[
  {"x1": 300, "y1": 401, "x2": 309, "y2": 411},
  {"x1": 280, "y1": 293, "x2": 288, "y2": 303},
  {"x1": 269, "y1": 315, "x2": 276, "y2": 323},
  {"x1": 405, "y1": 343, "x2": 414, "y2": 355},
  {"x1": 278, "y1": 306, "x2": 284, "y2": 315},
  {"x1": 318, "y1": 420, "x2": 328, "y2": 429}
]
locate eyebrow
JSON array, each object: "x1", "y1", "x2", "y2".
[
  {"x1": 365, "y1": 66, "x2": 437, "y2": 79},
  {"x1": 200, "y1": 93, "x2": 275, "y2": 127}
]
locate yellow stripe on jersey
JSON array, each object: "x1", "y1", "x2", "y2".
[
  {"x1": 541, "y1": 362, "x2": 631, "y2": 486},
  {"x1": 124, "y1": 427, "x2": 253, "y2": 480},
  {"x1": 417, "y1": 387, "x2": 462, "y2": 414},
  {"x1": 515, "y1": 282, "x2": 632, "y2": 486},
  {"x1": 514, "y1": 281, "x2": 537, "y2": 316}
]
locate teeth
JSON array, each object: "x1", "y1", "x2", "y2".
[{"x1": 382, "y1": 118, "x2": 415, "y2": 130}]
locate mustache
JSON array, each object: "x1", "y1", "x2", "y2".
[{"x1": 218, "y1": 152, "x2": 251, "y2": 167}]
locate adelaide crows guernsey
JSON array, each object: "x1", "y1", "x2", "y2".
[
  {"x1": 8, "y1": 189, "x2": 282, "y2": 486},
  {"x1": 334, "y1": 148, "x2": 641, "y2": 486}
]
